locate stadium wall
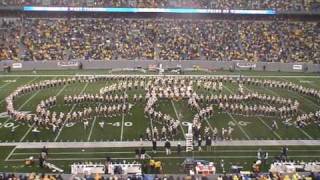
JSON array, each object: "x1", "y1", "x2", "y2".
[{"x1": 0, "y1": 60, "x2": 320, "y2": 73}]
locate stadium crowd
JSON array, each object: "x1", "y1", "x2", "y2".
[
  {"x1": 0, "y1": 19, "x2": 21, "y2": 61},
  {"x1": 0, "y1": 18, "x2": 319, "y2": 63},
  {"x1": 0, "y1": 173, "x2": 64, "y2": 180},
  {"x1": 0, "y1": 172, "x2": 320, "y2": 180},
  {"x1": 1, "y1": 0, "x2": 319, "y2": 12}
]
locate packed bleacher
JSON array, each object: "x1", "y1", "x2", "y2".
[
  {"x1": 0, "y1": 0, "x2": 320, "y2": 12},
  {"x1": 0, "y1": 18, "x2": 319, "y2": 63},
  {"x1": 0, "y1": 172, "x2": 64, "y2": 180},
  {"x1": 0, "y1": 172, "x2": 319, "y2": 180},
  {"x1": 0, "y1": 19, "x2": 21, "y2": 61}
]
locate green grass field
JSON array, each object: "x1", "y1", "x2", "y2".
[
  {"x1": 0, "y1": 70, "x2": 319, "y2": 174},
  {"x1": 1, "y1": 146, "x2": 320, "y2": 174}
]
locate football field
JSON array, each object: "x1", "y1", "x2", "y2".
[
  {"x1": 0, "y1": 70, "x2": 319, "y2": 174},
  {"x1": 2, "y1": 146, "x2": 320, "y2": 174}
]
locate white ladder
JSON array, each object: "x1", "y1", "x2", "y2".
[{"x1": 185, "y1": 133, "x2": 193, "y2": 152}]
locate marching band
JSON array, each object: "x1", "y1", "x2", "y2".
[{"x1": 4, "y1": 75, "x2": 320, "y2": 141}]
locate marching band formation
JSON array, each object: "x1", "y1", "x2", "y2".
[{"x1": 4, "y1": 75, "x2": 320, "y2": 141}]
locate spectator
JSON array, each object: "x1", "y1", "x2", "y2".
[
  {"x1": 164, "y1": 139, "x2": 171, "y2": 155},
  {"x1": 152, "y1": 138, "x2": 157, "y2": 154},
  {"x1": 177, "y1": 142, "x2": 181, "y2": 154},
  {"x1": 197, "y1": 136, "x2": 202, "y2": 152},
  {"x1": 1, "y1": 18, "x2": 319, "y2": 64},
  {"x1": 135, "y1": 148, "x2": 140, "y2": 159},
  {"x1": 140, "y1": 148, "x2": 146, "y2": 160},
  {"x1": 205, "y1": 136, "x2": 212, "y2": 151}
]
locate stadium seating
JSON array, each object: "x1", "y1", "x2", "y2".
[
  {"x1": 1, "y1": 18, "x2": 319, "y2": 63},
  {"x1": 0, "y1": 19, "x2": 21, "y2": 61},
  {"x1": 0, "y1": 0, "x2": 319, "y2": 12},
  {"x1": 0, "y1": 172, "x2": 319, "y2": 180}
]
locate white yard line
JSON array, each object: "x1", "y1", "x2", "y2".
[
  {"x1": 204, "y1": 117, "x2": 215, "y2": 134},
  {"x1": 53, "y1": 104, "x2": 77, "y2": 142},
  {"x1": 88, "y1": 81, "x2": 109, "y2": 142},
  {"x1": 242, "y1": 86, "x2": 282, "y2": 140},
  {"x1": 12, "y1": 149, "x2": 320, "y2": 156},
  {"x1": 4, "y1": 147, "x2": 16, "y2": 161},
  {"x1": 19, "y1": 77, "x2": 63, "y2": 142},
  {"x1": 87, "y1": 116, "x2": 97, "y2": 142},
  {"x1": 257, "y1": 116, "x2": 282, "y2": 140},
  {"x1": 306, "y1": 81, "x2": 320, "y2": 90},
  {"x1": 14, "y1": 88, "x2": 41, "y2": 114},
  {"x1": 258, "y1": 84, "x2": 314, "y2": 140},
  {"x1": 205, "y1": 93, "x2": 217, "y2": 134},
  {"x1": 54, "y1": 82, "x2": 89, "y2": 142},
  {"x1": 19, "y1": 123, "x2": 35, "y2": 142},
  {"x1": 6, "y1": 155, "x2": 320, "y2": 162},
  {"x1": 120, "y1": 90, "x2": 127, "y2": 141},
  {"x1": 0, "y1": 77, "x2": 20, "y2": 90},
  {"x1": 0, "y1": 77, "x2": 40, "y2": 128},
  {"x1": 299, "y1": 129, "x2": 314, "y2": 140},
  {"x1": 170, "y1": 100, "x2": 186, "y2": 139},
  {"x1": 222, "y1": 85, "x2": 251, "y2": 140},
  {"x1": 0, "y1": 139, "x2": 317, "y2": 148},
  {"x1": 0, "y1": 78, "x2": 19, "y2": 104},
  {"x1": 149, "y1": 111, "x2": 154, "y2": 139},
  {"x1": 120, "y1": 113, "x2": 125, "y2": 141},
  {"x1": 226, "y1": 113, "x2": 251, "y2": 140},
  {"x1": 0, "y1": 81, "x2": 12, "y2": 89},
  {"x1": 279, "y1": 77, "x2": 320, "y2": 109}
]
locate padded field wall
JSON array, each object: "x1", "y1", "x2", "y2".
[{"x1": 0, "y1": 60, "x2": 319, "y2": 73}]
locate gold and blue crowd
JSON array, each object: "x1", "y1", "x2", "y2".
[{"x1": 0, "y1": 18, "x2": 319, "y2": 63}]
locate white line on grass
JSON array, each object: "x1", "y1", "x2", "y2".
[
  {"x1": 299, "y1": 129, "x2": 315, "y2": 140},
  {"x1": 279, "y1": 77, "x2": 320, "y2": 109},
  {"x1": 222, "y1": 85, "x2": 251, "y2": 140},
  {"x1": 120, "y1": 90, "x2": 127, "y2": 141},
  {"x1": 0, "y1": 81, "x2": 12, "y2": 89},
  {"x1": 6, "y1": 155, "x2": 320, "y2": 162},
  {"x1": 204, "y1": 117, "x2": 215, "y2": 134},
  {"x1": 170, "y1": 100, "x2": 186, "y2": 139},
  {"x1": 306, "y1": 81, "x2": 320, "y2": 90},
  {"x1": 149, "y1": 112, "x2": 154, "y2": 140},
  {"x1": 87, "y1": 116, "x2": 97, "y2": 142},
  {"x1": 0, "y1": 79, "x2": 20, "y2": 105},
  {"x1": 0, "y1": 77, "x2": 20, "y2": 91},
  {"x1": 226, "y1": 113, "x2": 251, "y2": 140},
  {"x1": 88, "y1": 81, "x2": 109, "y2": 142},
  {"x1": 257, "y1": 116, "x2": 282, "y2": 140},
  {"x1": 0, "y1": 77, "x2": 39, "y2": 129},
  {"x1": 54, "y1": 82, "x2": 89, "y2": 142},
  {"x1": 242, "y1": 86, "x2": 282, "y2": 140},
  {"x1": 205, "y1": 93, "x2": 218, "y2": 134},
  {"x1": 4, "y1": 147, "x2": 16, "y2": 161},
  {"x1": 19, "y1": 77, "x2": 63, "y2": 142},
  {"x1": 12, "y1": 149, "x2": 320, "y2": 156},
  {"x1": 259, "y1": 84, "x2": 314, "y2": 140},
  {"x1": 120, "y1": 113, "x2": 125, "y2": 141},
  {"x1": 1, "y1": 139, "x2": 317, "y2": 148}
]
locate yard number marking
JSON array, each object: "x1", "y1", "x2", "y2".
[
  {"x1": 182, "y1": 121, "x2": 191, "y2": 127},
  {"x1": 228, "y1": 121, "x2": 251, "y2": 127}
]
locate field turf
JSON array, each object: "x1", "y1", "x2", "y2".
[
  {"x1": 0, "y1": 70, "x2": 319, "y2": 174},
  {"x1": 1, "y1": 146, "x2": 320, "y2": 174}
]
